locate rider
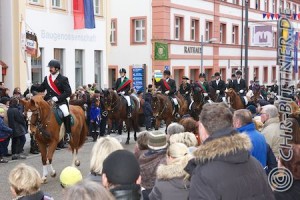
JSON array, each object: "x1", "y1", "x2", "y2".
[
  {"x1": 194, "y1": 73, "x2": 210, "y2": 98},
  {"x1": 115, "y1": 68, "x2": 132, "y2": 118},
  {"x1": 233, "y1": 70, "x2": 246, "y2": 96},
  {"x1": 179, "y1": 76, "x2": 191, "y2": 103},
  {"x1": 31, "y1": 59, "x2": 72, "y2": 142},
  {"x1": 158, "y1": 70, "x2": 180, "y2": 119},
  {"x1": 211, "y1": 72, "x2": 226, "y2": 101}
]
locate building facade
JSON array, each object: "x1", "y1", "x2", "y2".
[
  {"x1": 0, "y1": 0, "x2": 106, "y2": 93},
  {"x1": 108, "y1": 0, "x2": 300, "y2": 89}
]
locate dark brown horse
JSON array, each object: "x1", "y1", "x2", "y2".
[
  {"x1": 102, "y1": 89, "x2": 139, "y2": 144},
  {"x1": 151, "y1": 92, "x2": 188, "y2": 131},
  {"x1": 20, "y1": 94, "x2": 87, "y2": 183},
  {"x1": 225, "y1": 88, "x2": 246, "y2": 110},
  {"x1": 189, "y1": 87, "x2": 206, "y2": 121}
]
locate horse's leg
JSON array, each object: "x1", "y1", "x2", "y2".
[
  {"x1": 46, "y1": 141, "x2": 58, "y2": 178},
  {"x1": 118, "y1": 120, "x2": 123, "y2": 135},
  {"x1": 107, "y1": 118, "x2": 112, "y2": 135},
  {"x1": 38, "y1": 141, "x2": 48, "y2": 183},
  {"x1": 155, "y1": 118, "x2": 160, "y2": 130},
  {"x1": 72, "y1": 149, "x2": 80, "y2": 167},
  {"x1": 165, "y1": 118, "x2": 172, "y2": 133},
  {"x1": 125, "y1": 119, "x2": 131, "y2": 145}
]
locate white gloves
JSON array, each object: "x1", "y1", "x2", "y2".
[
  {"x1": 119, "y1": 91, "x2": 125, "y2": 95},
  {"x1": 203, "y1": 93, "x2": 208, "y2": 97},
  {"x1": 26, "y1": 93, "x2": 33, "y2": 100},
  {"x1": 165, "y1": 91, "x2": 170, "y2": 95},
  {"x1": 216, "y1": 90, "x2": 220, "y2": 94},
  {"x1": 185, "y1": 91, "x2": 188, "y2": 94},
  {"x1": 239, "y1": 90, "x2": 244, "y2": 93},
  {"x1": 52, "y1": 96, "x2": 58, "y2": 102},
  {"x1": 26, "y1": 81, "x2": 32, "y2": 88}
]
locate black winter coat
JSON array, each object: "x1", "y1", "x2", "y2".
[
  {"x1": 32, "y1": 74, "x2": 71, "y2": 105},
  {"x1": 187, "y1": 127, "x2": 275, "y2": 200},
  {"x1": 211, "y1": 79, "x2": 226, "y2": 96},
  {"x1": 274, "y1": 180, "x2": 300, "y2": 200},
  {"x1": 110, "y1": 184, "x2": 141, "y2": 200},
  {"x1": 7, "y1": 106, "x2": 27, "y2": 138},
  {"x1": 158, "y1": 79, "x2": 176, "y2": 96},
  {"x1": 143, "y1": 101, "x2": 153, "y2": 117}
]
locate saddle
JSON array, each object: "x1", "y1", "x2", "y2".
[
  {"x1": 239, "y1": 95, "x2": 248, "y2": 106},
  {"x1": 53, "y1": 107, "x2": 75, "y2": 126},
  {"x1": 121, "y1": 95, "x2": 135, "y2": 109},
  {"x1": 169, "y1": 96, "x2": 180, "y2": 115}
]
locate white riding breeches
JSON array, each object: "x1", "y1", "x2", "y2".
[
  {"x1": 123, "y1": 95, "x2": 131, "y2": 106},
  {"x1": 59, "y1": 104, "x2": 70, "y2": 117},
  {"x1": 222, "y1": 97, "x2": 227, "y2": 103},
  {"x1": 172, "y1": 98, "x2": 178, "y2": 105}
]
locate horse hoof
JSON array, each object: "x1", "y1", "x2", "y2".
[
  {"x1": 42, "y1": 177, "x2": 47, "y2": 184},
  {"x1": 125, "y1": 140, "x2": 129, "y2": 145},
  {"x1": 75, "y1": 160, "x2": 80, "y2": 167},
  {"x1": 50, "y1": 171, "x2": 56, "y2": 178}
]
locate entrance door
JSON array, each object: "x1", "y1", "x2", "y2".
[
  {"x1": 190, "y1": 68, "x2": 199, "y2": 83},
  {"x1": 205, "y1": 69, "x2": 213, "y2": 81},
  {"x1": 173, "y1": 69, "x2": 184, "y2": 88},
  {"x1": 108, "y1": 68, "x2": 116, "y2": 89}
]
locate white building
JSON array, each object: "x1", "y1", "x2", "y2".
[
  {"x1": 0, "y1": 0, "x2": 107, "y2": 93},
  {"x1": 108, "y1": 0, "x2": 300, "y2": 89}
]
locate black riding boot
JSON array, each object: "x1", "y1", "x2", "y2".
[
  {"x1": 127, "y1": 106, "x2": 132, "y2": 118},
  {"x1": 174, "y1": 104, "x2": 180, "y2": 119},
  {"x1": 63, "y1": 115, "x2": 71, "y2": 142}
]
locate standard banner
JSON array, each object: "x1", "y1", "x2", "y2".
[
  {"x1": 251, "y1": 25, "x2": 273, "y2": 47},
  {"x1": 154, "y1": 42, "x2": 168, "y2": 60}
]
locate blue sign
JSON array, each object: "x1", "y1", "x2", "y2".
[
  {"x1": 164, "y1": 65, "x2": 170, "y2": 70},
  {"x1": 132, "y1": 66, "x2": 145, "y2": 92}
]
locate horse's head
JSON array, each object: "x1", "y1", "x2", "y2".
[
  {"x1": 225, "y1": 88, "x2": 237, "y2": 98},
  {"x1": 192, "y1": 87, "x2": 204, "y2": 103},
  {"x1": 102, "y1": 89, "x2": 118, "y2": 110},
  {"x1": 151, "y1": 93, "x2": 163, "y2": 117}
]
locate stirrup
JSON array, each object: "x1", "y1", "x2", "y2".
[
  {"x1": 175, "y1": 113, "x2": 180, "y2": 119},
  {"x1": 127, "y1": 113, "x2": 132, "y2": 118}
]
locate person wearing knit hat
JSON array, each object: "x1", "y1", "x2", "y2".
[
  {"x1": 102, "y1": 150, "x2": 141, "y2": 199},
  {"x1": 139, "y1": 131, "x2": 167, "y2": 199},
  {"x1": 60, "y1": 166, "x2": 83, "y2": 188}
]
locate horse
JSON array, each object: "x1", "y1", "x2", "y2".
[
  {"x1": 208, "y1": 85, "x2": 223, "y2": 102},
  {"x1": 102, "y1": 89, "x2": 139, "y2": 144},
  {"x1": 151, "y1": 92, "x2": 188, "y2": 132},
  {"x1": 225, "y1": 88, "x2": 247, "y2": 110},
  {"x1": 189, "y1": 87, "x2": 206, "y2": 121},
  {"x1": 20, "y1": 94, "x2": 88, "y2": 183}
]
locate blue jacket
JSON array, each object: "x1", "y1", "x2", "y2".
[
  {"x1": 237, "y1": 123, "x2": 267, "y2": 167},
  {"x1": 90, "y1": 103, "x2": 101, "y2": 124},
  {"x1": 0, "y1": 117, "x2": 12, "y2": 139}
]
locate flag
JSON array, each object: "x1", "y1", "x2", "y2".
[
  {"x1": 73, "y1": 0, "x2": 95, "y2": 29},
  {"x1": 20, "y1": 20, "x2": 27, "y2": 62},
  {"x1": 294, "y1": 32, "x2": 298, "y2": 74},
  {"x1": 154, "y1": 42, "x2": 168, "y2": 60},
  {"x1": 263, "y1": 13, "x2": 267, "y2": 19},
  {"x1": 271, "y1": 13, "x2": 274, "y2": 19},
  {"x1": 26, "y1": 31, "x2": 41, "y2": 58}
]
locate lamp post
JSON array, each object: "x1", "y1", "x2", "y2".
[
  {"x1": 200, "y1": 35, "x2": 217, "y2": 74},
  {"x1": 244, "y1": 0, "x2": 249, "y2": 87}
]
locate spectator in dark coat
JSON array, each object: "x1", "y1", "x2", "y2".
[
  {"x1": 274, "y1": 144, "x2": 300, "y2": 200},
  {"x1": 7, "y1": 98, "x2": 27, "y2": 160},
  {"x1": 186, "y1": 103, "x2": 275, "y2": 200},
  {"x1": 0, "y1": 116, "x2": 12, "y2": 163},
  {"x1": 149, "y1": 143, "x2": 192, "y2": 200},
  {"x1": 143, "y1": 95, "x2": 153, "y2": 131},
  {"x1": 265, "y1": 143, "x2": 277, "y2": 175}
]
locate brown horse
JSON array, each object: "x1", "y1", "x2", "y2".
[
  {"x1": 225, "y1": 88, "x2": 246, "y2": 110},
  {"x1": 151, "y1": 92, "x2": 188, "y2": 131},
  {"x1": 189, "y1": 87, "x2": 206, "y2": 121},
  {"x1": 20, "y1": 94, "x2": 87, "y2": 183},
  {"x1": 102, "y1": 89, "x2": 139, "y2": 144}
]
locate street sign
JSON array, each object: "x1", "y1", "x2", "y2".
[
  {"x1": 164, "y1": 66, "x2": 170, "y2": 70},
  {"x1": 132, "y1": 65, "x2": 145, "y2": 92}
]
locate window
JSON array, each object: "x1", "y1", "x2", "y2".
[
  {"x1": 31, "y1": 48, "x2": 43, "y2": 84},
  {"x1": 287, "y1": 2, "x2": 291, "y2": 10},
  {"x1": 54, "y1": 48, "x2": 64, "y2": 75},
  {"x1": 263, "y1": 66, "x2": 268, "y2": 83},
  {"x1": 52, "y1": 0, "x2": 61, "y2": 8},
  {"x1": 75, "y1": 50, "x2": 83, "y2": 89},
  {"x1": 272, "y1": 66, "x2": 276, "y2": 82},
  {"x1": 293, "y1": 4, "x2": 297, "y2": 13},
  {"x1": 94, "y1": 0, "x2": 101, "y2": 16},
  {"x1": 272, "y1": 0, "x2": 277, "y2": 13},
  {"x1": 273, "y1": 32, "x2": 277, "y2": 48},
  {"x1": 279, "y1": 0, "x2": 284, "y2": 11},
  {"x1": 94, "y1": 50, "x2": 102, "y2": 87},
  {"x1": 29, "y1": 0, "x2": 40, "y2": 4},
  {"x1": 233, "y1": 0, "x2": 239, "y2": 5},
  {"x1": 130, "y1": 17, "x2": 147, "y2": 45},
  {"x1": 232, "y1": 25, "x2": 239, "y2": 44},
  {"x1": 175, "y1": 17, "x2": 181, "y2": 40},
  {"x1": 135, "y1": 19, "x2": 145, "y2": 42},
  {"x1": 255, "y1": 0, "x2": 260, "y2": 10},
  {"x1": 190, "y1": 19, "x2": 199, "y2": 41},
  {"x1": 205, "y1": 21, "x2": 213, "y2": 41},
  {"x1": 110, "y1": 19, "x2": 117, "y2": 45},
  {"x1": 220, "y1": 23, "x2": 226, "y2": 44},
  {"x1": 264, "y1": 0, "x2": 269, "y2": 12}
]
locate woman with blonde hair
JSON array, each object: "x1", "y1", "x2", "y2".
[
  {"x1": 86, "y1": 136, "x2": 123, "y2": 183},
  {"x1": 64, "y1": 180, "x2": 115, "y2": 200},
  {"x1": 8, "y1": 163, "x2": 53, "y2": 200},
  {"x1": 169, "y1": 132, "x2": 198, "y2": 152},
  {"x1": 149, "y1": 143, "x2": 193, "y2": 200}
]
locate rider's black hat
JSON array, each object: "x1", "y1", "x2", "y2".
[
  {"x1": 48, "y1": 59, "x2": 60, "y2": 70},
  {"x1": 214, "y1": 72, "x2": 220, "y2": 77},
  {"x1": 199, "y1": 73, "x2": 206, "y2": 78},
  {"x1": 236, "y1": 70, "x2": 242, "y2": 75},
  {"x1": 119, "y1": 68, "x2": 126, "y2": 73},
  {"x1": 163, "y1": 70, "x2": 171, "y2": 75},
  {"x1": 182, "y1": 76, "x2": 189, "y2": 80}
]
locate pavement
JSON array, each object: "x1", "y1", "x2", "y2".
[{"x1": 0, "y1": 127, "x2": 160, "y2": 199}]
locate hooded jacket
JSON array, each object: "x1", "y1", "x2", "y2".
[
  {"x1": 149, "y1": 155, "x2": 192, "y2": 200},
  {"x1": 187, "y1": 127, "x2": 275, "y2": 200}
]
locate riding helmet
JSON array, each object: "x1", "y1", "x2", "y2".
[
  {"x1": 236, "y1": 70, "x2": 242, "y2": 75},
  {"x1": 214, "y1": 72, "x2": 220, "y2": 77},
  {"x1": 119, "y1": 68, "x2": 126, "y2": 74},
  {"x1": 199, "y1": 73, "x2": 206, "y2": 78},
  {"x1": 163, "y1": 70, "x2": 171, "y2": 75},
  {"x1": 48, "y1": 59, "x2": 61, "y2": 70}
]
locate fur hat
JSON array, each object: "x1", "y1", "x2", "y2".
[
  {"x1": 148, "y1": 131, "x2": 168, "y2": 150},
  {"x1": 102, "y1": 150, "x2": 140, "y2": 185}
]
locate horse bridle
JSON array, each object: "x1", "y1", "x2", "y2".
[
  {"x1": 152, "y1": 95, "x2": 168, "y2": 117},
  {"x1": 104, "y1": 92, "x2": 120, "y2": 114}
]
